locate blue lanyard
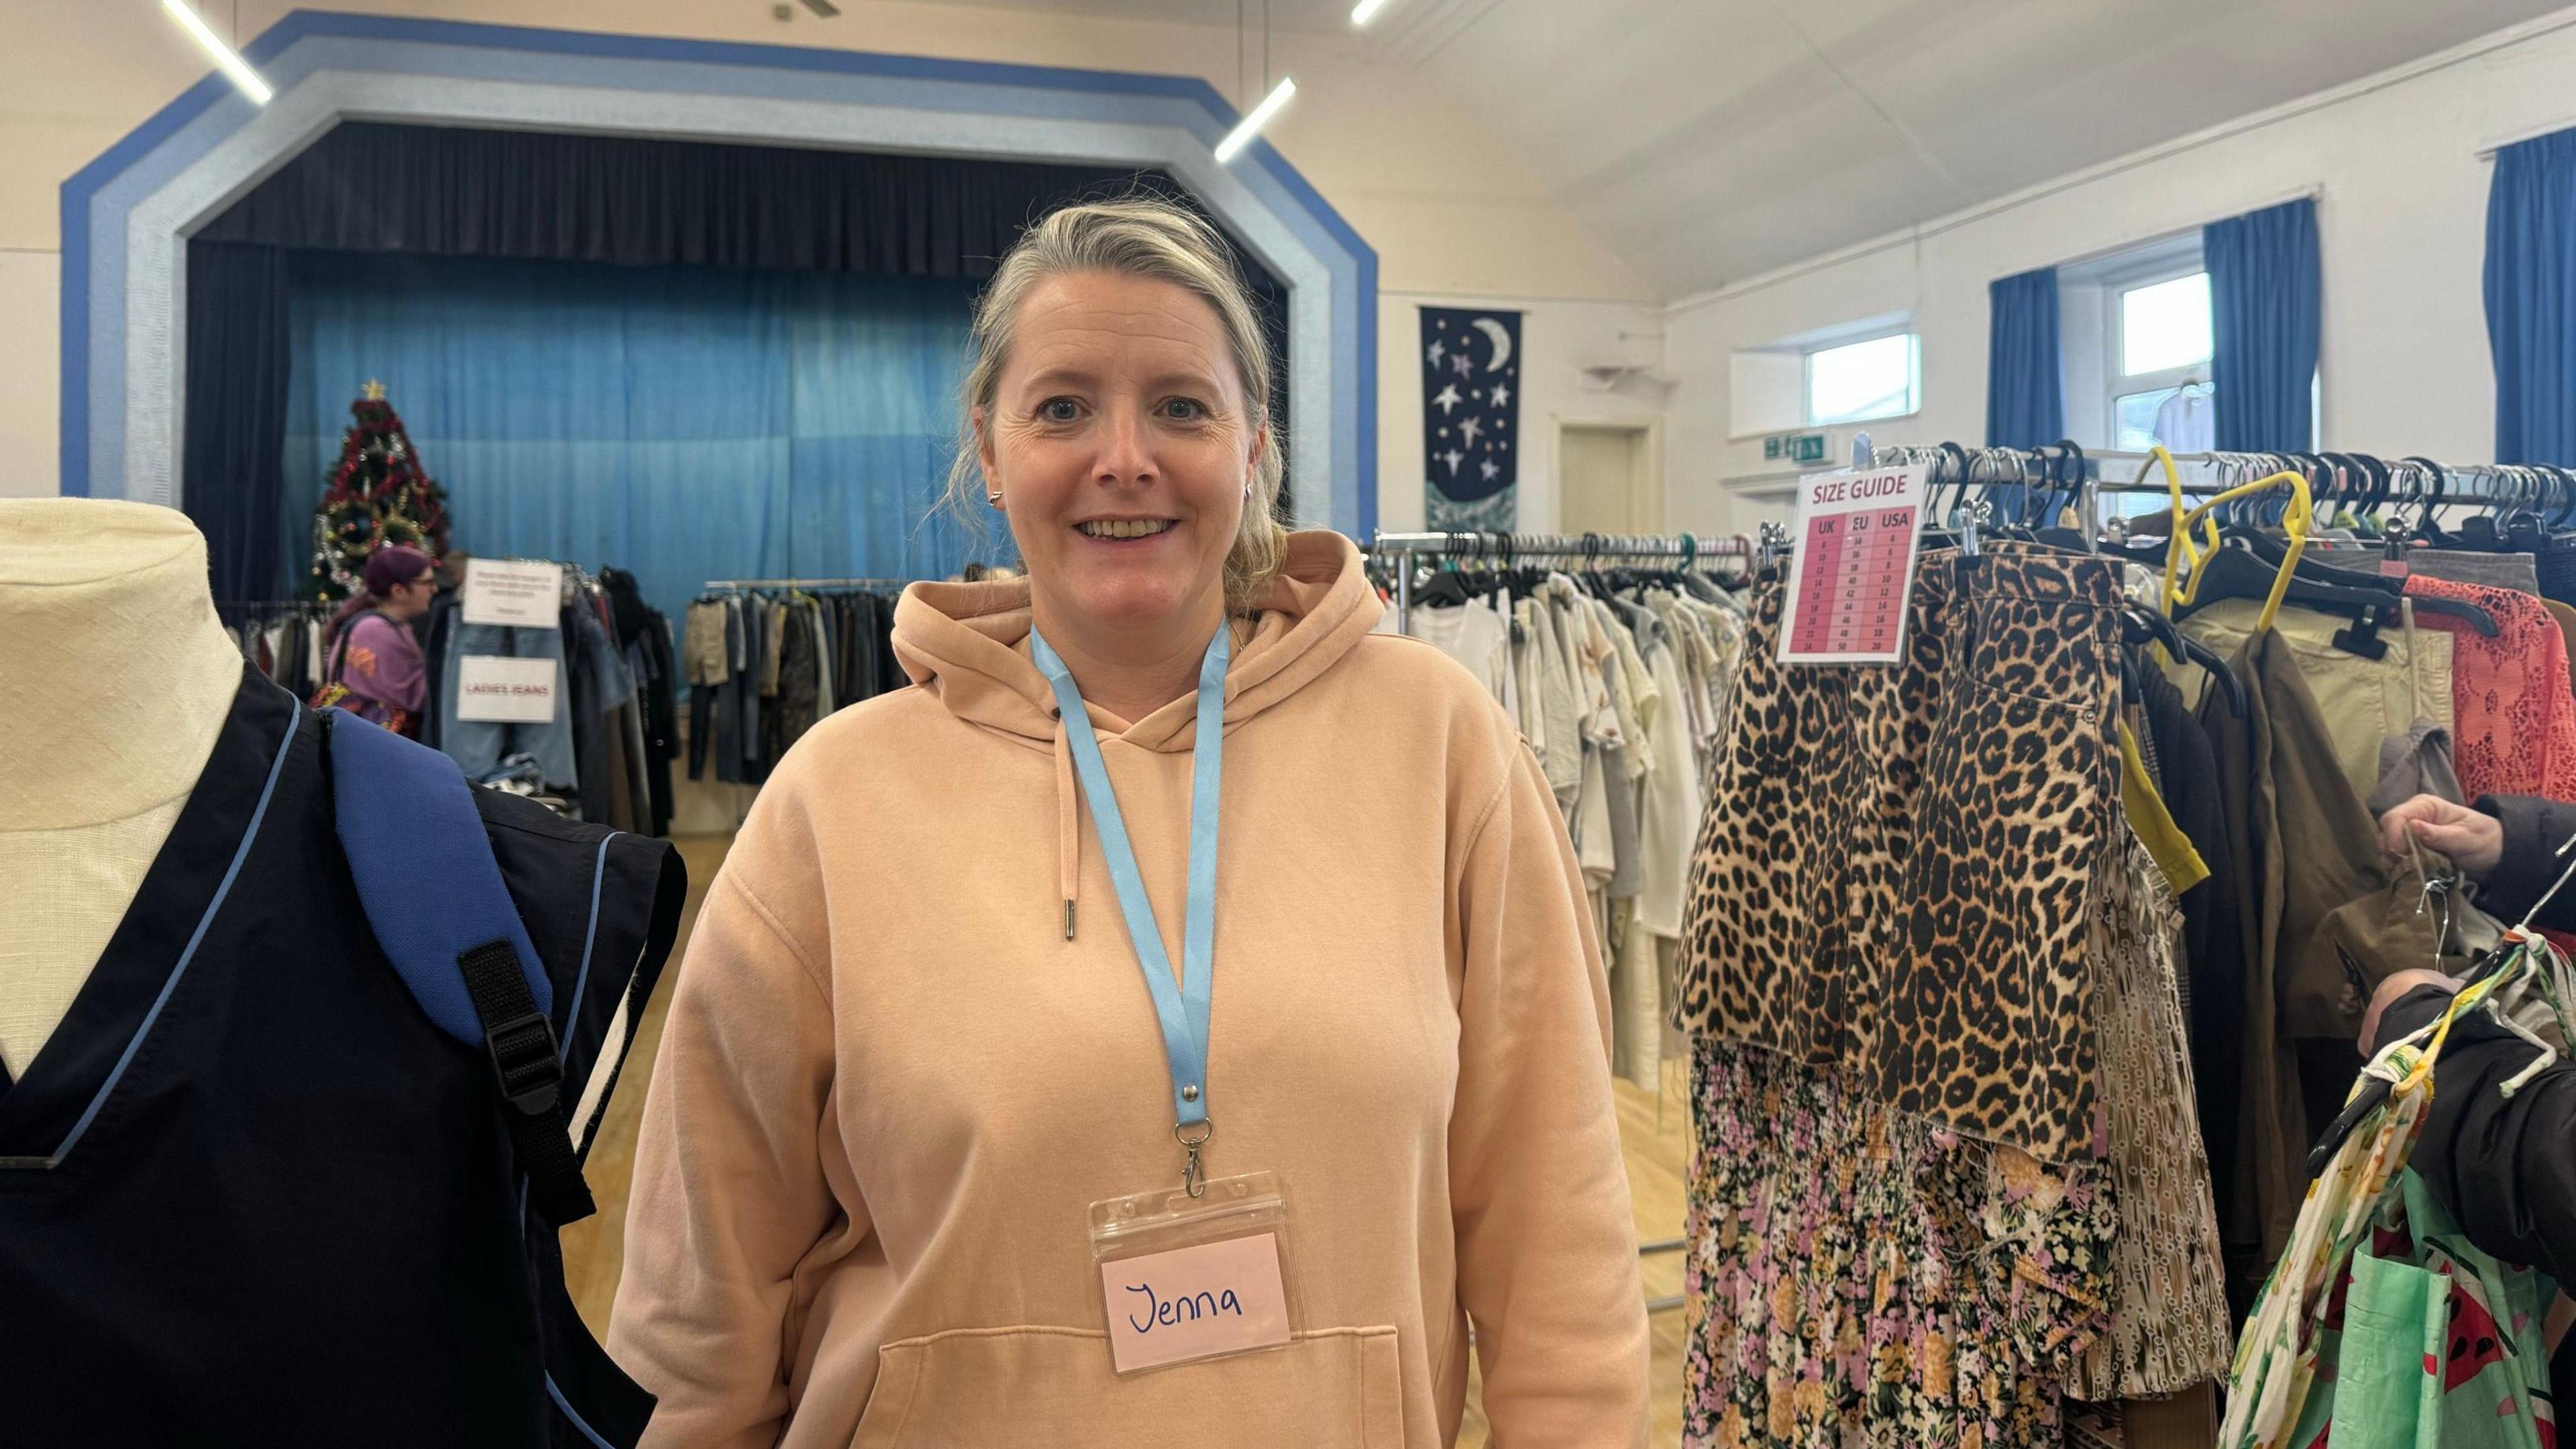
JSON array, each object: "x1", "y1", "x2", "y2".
[{"x1": 1030, "y1": 623, "x2": 1229, "y2": 1193}]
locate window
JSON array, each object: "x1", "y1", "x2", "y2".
[
  {"x1": 1804, "y1": 332, "x2": 1919, "y2": 427},
  {"x1": 2108, "y1": 268, "x2": 2214, "y2": 451}
]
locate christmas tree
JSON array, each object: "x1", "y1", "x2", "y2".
[{"x1": 303, "y1": 381, "x2": 451, "y2": 600}]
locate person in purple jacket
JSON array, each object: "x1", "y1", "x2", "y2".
[{"x1": 324, "y1": 544, "x2": 437, "y2": 738}]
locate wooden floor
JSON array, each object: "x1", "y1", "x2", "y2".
[{"x1": 564, "y1": 833, "x2": 1693, "y2": 1447}]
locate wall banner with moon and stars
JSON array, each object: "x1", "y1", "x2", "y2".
[{"x1": 1420, "y1": 306, "x2": 1521, "y2": 531}]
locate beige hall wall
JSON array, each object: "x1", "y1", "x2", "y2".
[{"x1": 0, "y1": 0, "x2": 1654, "y2": 519}]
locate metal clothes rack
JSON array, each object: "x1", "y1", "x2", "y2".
[
  {"x1": 1370, "y1": 530, "x2": 1750, "y2": 633},
  {"x1": 701, "y1": 576, "x2": 917, "y2": 592},
  {"x1": 1869, "y1": 443, "x2": 2538, "y2": 523}
]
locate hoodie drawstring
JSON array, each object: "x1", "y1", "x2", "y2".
[{"x1": 1055, "y1": 714, "x2": 1081, "y2": 941}]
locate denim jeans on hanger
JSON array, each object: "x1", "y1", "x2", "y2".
[{"x1": 440, "y1": 623, "x2": 579, "y2": 790}]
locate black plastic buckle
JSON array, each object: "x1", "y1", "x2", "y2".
[{"x1": 484, "y1": 1010, "x2": 565, "y2": 1117}]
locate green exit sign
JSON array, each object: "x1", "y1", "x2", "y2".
[{"x1": 1764, "y1": 432, "x2": 1828, "y2": 464}]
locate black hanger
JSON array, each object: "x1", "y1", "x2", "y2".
[
  {"x1": 1415, "y1": 569, "x2": 1472, "y2": 608},
  {"x1": 2124, "y1": 605, "x2": 2246, "y2": 714},
  {"x1": 2403, "y1": 458, "x2": 2452, "y2": 545},
  {"x1": 2029, "y1": 442, "x2": 2095, "y2": 551},
  {"x1": 2178, "y1": 536, "x2": 2499, "y2": 648}
]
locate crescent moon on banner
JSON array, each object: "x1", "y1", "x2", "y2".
[{"x1": 1472, "y1": 317, "x2": 1514, "y2": 372}]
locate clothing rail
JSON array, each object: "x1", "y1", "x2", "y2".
[
  {"x1": 1872, "y1": 443, "x2": 2541, "y2": 511},
  {"x1": 701, "y1": 576, "x2": 917, "y2": 592},
  {"x1": 1370, "y1": 530, "x2": 1749, "y2": 632},
  {"x1": 2084, "y1": 449, "x2": 2536, "y2": 507}
]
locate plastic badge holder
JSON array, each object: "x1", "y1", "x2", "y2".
[{"x1": 1087, "y1": 1171, "x2": 1298, "y2": 1376}]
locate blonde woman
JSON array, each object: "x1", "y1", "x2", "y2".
[{"x1": 610, "y1": 198, "x2": 1648, "y2": 1447}]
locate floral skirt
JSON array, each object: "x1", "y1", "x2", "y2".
[{"x1": 1682, "y1": 1038, "x2": 2117, "y2": 1449}]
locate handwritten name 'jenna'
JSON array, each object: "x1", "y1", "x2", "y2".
[{"x1": 1124, "y1": 1281, "x2": 1245, "y2": 1333}]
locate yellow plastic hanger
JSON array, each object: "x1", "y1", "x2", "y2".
[{"x1": 2151, "y1": 444, "x2": 2314, "y2": 635}]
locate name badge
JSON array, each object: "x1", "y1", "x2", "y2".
[
  {"x1": 1099, "y1": 1231, "x2": 1292, "y2": 1373},
  {"x1": 1089, "y1": 1171, "x2": 1297, "y2": 1376}
]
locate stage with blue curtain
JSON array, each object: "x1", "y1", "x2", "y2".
[
  {"x1": 283, "y1": 254, "x2": 979, "y2": 627},
  {"x1": 184, "y1": 121, "x2": 1290, "y2": 608}
]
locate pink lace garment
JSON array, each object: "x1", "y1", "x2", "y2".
[
  {"x1": 2406, "y1": 574, "x2": 2576, "y2": 949},
  {"x1": 2403, "y1": 574, "x2": 2576, "y2": 805}
]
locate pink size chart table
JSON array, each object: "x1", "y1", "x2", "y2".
[{"x1": 1775, "y1": 464, "x2": 1931, "y2": 665}]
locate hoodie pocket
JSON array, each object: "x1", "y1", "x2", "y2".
[{"x1": 853, "y1": 1324, "x2": 1404, "y2": 1448}]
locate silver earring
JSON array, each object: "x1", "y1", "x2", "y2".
[{"x1": 987, "y1": 490, "x2": 1002, "y2": 505}]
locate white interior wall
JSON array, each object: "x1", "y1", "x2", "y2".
[
  {"x1": 1661, "y1": 11, "x2": 2576, "y2": 538},
  {"x1": 0, "y1": 0, "x2": 1654, "y2": 505},
  {"x1": 0, "y1": 254, "x2": 57, "y2": 494},
  {"x1": 19, "y1": 4, "x2": 2576, "y2": 535}
]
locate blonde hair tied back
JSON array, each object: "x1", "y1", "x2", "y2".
[{"x1": 943, "y1": 196, "x2": 1290, "y2": 611}]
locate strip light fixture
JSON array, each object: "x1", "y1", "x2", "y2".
[
  {"x1": 162, "y1": 0, "x2": 273, "y2": 105},
  {"x1": 1214, "y1": 76, "x2": 1297, "y2": 164},
  {"x1": 1350, "y1": 0, "x2": 1397, "y2": 24}
]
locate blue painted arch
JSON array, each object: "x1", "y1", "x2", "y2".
[{"x1": 61, "y1": 9, "x2": 1377, "y2": 537}]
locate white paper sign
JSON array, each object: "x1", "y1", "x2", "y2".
[
  {"x1": 456, "y1": 655, "x2": 559, "y2": 724},
  {"x1": 462, "y1": 558, "x2": 564, "y2": 630},
  {"x1": 1776, "y1": 463, "x2": 1931, "y2": 666}
]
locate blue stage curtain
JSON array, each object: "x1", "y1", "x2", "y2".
[
  {"x1": 2204, "y1": 197, "x2": 2320, "y2": 452},
  {"x1": 284, "y1": 252, "x2": 979, "y2": 626},
  {"x1": 193, "y1": 122, "x2": 1287, "y2": 598},
  {"x1": 2486, "y1": 127, "x2": 2576, "y2": 465},
  {"x1": 183, "y1": 242, "x2": 291, "y2": 602}
]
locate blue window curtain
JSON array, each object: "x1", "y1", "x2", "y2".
[
  {"x1": 2485, "y1": 128, "x2": 2576, "y2": 465},
  {"x1": 2204, "y1": 197, "x2": 2320, "y2": 452},
  {"x1": 1985, "y1": 266, "x2": 2063, "y2": 447},
  {"x1": 284, "y1": 252, "x2": 979, "y2": 626},
  {"x1": 1984, "y1": 266, "x2": 2061, "y2": 522}
]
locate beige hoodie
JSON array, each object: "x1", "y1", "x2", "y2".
[{"x1": 609, "y1": 532, "x2": 1649, "y2": 1448}]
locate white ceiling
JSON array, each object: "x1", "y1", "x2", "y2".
[{"x1": 906, "y1": 0, "x2": 2570, "y2": 297}]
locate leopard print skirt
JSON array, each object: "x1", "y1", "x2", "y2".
[
  {"x1": 1670, "y1": 551, "x2": 1961, "y2": 1075},
  {"x1": 1675, "y1": 544, "x2": 2122, "y2": 1165}
]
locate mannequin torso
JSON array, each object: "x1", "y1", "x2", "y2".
[{"x1": 0, "y1": 500, "x2": 243, "y2": 1077}]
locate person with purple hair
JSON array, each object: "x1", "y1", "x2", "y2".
[{"x1": 322, "y1": 543, "x2": 437, "y2": 737}]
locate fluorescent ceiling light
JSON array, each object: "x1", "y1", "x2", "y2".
[
  {"x1": 161, "y1": 0, "x2": 273, "y2": 105},
  {"x1": 1214, "y1": 77, "x2": 1296, "y2": 164},
  {"x1": 1350, "y1": 0, "x2": 1397, "y2": 24}
]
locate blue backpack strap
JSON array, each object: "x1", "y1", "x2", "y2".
[{"x1": 327, "y1": 710, "x2": 596, "y2": 1226}]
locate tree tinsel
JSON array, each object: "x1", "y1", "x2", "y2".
[{"x1": 303, "y1": 384, "x2": 450, "y2": 600}]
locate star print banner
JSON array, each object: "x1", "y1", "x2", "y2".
[{"x1": 1420, "y1": 306, "x2": 1521, "y2": 531}]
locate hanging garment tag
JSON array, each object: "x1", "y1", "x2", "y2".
[
  {"x1": 457, "y1": 655, "x2": 559, "y2": 723},
  {"x1": 1089, "y1": 1171, "x2": 1295, "y2": 1375},
  {"x1": 1776, "y1": 462, "x2": 1931, "y2": 665},
  {"x1": 462, "y1": 558, "x2": 564, "y2": 629}
]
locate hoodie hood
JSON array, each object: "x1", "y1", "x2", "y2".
[
  {"x1": 890, "y1": 530, "x2": 1385, "y2": 940},
  {"x1": 891, "y1": 530, "x2": 1384, "y2": 751}
]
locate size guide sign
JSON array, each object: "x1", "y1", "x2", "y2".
[
  {"x1": 461, "y1": 558, "x2": 563, "y2": 630},
  {"x1": 1776, "y1": 463, "x2": 1930, "y2": 665}
]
